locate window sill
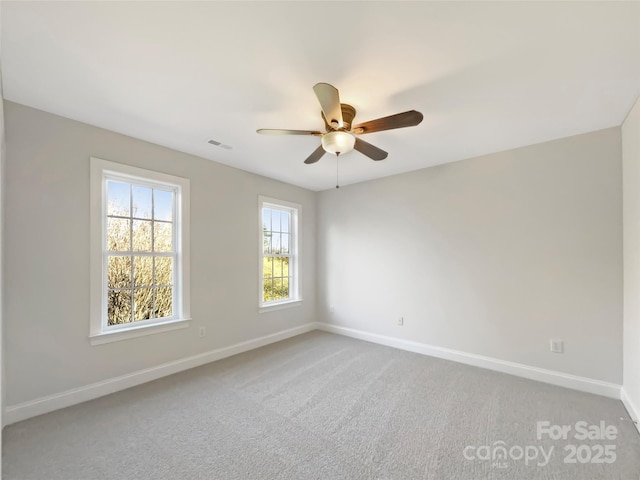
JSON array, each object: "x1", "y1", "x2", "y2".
[
  {"x1": 258, "y1": 299, "x2": 303, "y2": 313},
  {"x1": 90, "y1": 318, "x2": 191, "y2": 345}
]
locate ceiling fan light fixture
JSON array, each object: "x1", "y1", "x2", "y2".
[{"x1": 322, "y1": 131, "x2": 355, "y2": 156}]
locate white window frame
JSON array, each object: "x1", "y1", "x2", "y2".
[
  {"x1": 90, "y1": 157, "x2": 191, "y2": 345},
  {"x1": 259, "y1": 196, "x2": 302, "y2": 312}
]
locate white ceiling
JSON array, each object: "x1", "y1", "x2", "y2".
[{"x1": 2, "y1": 1, "x2": 639, "y2": 191}]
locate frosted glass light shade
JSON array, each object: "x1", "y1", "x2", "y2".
[{"x1": 321, "y1": 131, "x2": 356, "y2": 156}]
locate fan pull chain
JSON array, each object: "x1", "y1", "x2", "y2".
[{"x1": 336, "y1": 153, "x2": 340, "y2": 189}]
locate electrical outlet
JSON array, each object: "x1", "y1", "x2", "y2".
[
  {"x1": 199, "y1": 327, "x2": 206, "y2": 338},
  {"x1": 550, "y1": 338, "x2": 563, "y2": 353},
  {"x1": 329, "y1": 305, "x2": 335, "y2": 314},
  {"x1": 397, "y1": 316, "x2": 404, "y2": 326}
]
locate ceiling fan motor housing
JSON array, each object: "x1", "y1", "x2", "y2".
[
  {"x1": 340, "y1": 104, "x2": 356, "y2": 130},
  {"x1": 323, "y1": 104, "x2": 357, "y2": 131}
]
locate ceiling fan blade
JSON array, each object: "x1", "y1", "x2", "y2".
[
  {"x1": 304, "y1": 145, "x2": 326, "y2": 164},
  {"x1": 257, "y1": 129, "x2": 322, "y2": 136},
  {"x1": 354, "y1": 138, "x2": 388, "y2": 161},
  {"x1": 313, "y1": 83, "x2": 343, "y2": 129},
  {"x1": 352, "y1": 110, "x2": 423, "y2": 134}
]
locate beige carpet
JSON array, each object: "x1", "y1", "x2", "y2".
[{"x1": 3, "y1": 331, "x2": 640, "y2": 479}]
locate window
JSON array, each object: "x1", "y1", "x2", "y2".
[
  {"x1": 259, "y1": 196, "x2": 301, "y2": 310},
  {"x1": 90, "y1": 158, "x2": 190, "y2": 345}
]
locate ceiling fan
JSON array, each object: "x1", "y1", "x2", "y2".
[{"x1": 257, "y1": 83, "x2": 424, "y2": 165}]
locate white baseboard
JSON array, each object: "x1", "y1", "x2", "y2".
[
  {"x1": 621, "y1": 387, "x2": 640, "y2": 435},
  {"x1": 4, "y1": 322, "x2": 316, "y2": 426},
  {"x1": 4, "y1": 321, "x2": 626, "y2": 426},
  {"x1": 315, "y1": 323, "x2": 622, "y2": 400}
]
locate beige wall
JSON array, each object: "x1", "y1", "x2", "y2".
[
  {"x1": 318, "y1": 128, "x2": 623, "y2": 383},
  {"x1": 3, "y1": 101, "x2": 316, "y2": 406},
  {"x1": 2, "y1": 98, "x2": 629, "y2": 417},
  {"x1": 0, "y1": 42, "x2": 4, "y2": 474},
  {"x1": 623, "y1": 96, "x2": 640, "y2": 422}
]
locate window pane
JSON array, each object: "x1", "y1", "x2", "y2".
[
  {"x1": 281, "y1": 212, "x2": 290, "y2": 233},
  {"x1": 107, "y1": 181, "x2": 130, "y2": 217},
  {"x1": 282, "y1": 257, "x2": 289, "y2": 277},
  {"x1": 154, "y1": 189, "x2": 173, "y2": 221},
  {"x1": 154, "y1": 222, "x2": 173, "y2": 252},
  {"x1": 272, "y1": 210, "x2": 281, "y2": 233},
  {"x1": 107, "y1": 218, "x2": 130, "y2": 251},
  {"x1": 283, "y1": 277, "x2": 290, "y2": 298},
  {"x1": 132, "y1": 185, "x2": 152, "y2": 219},
  {"x1": 134, "y1": 256, "x2": 153, "y2": 287},
  {"x1": 281, "y1": 233, "x2": 289, "y2": 254},
  {"x1": 262, "y1": 208, "x2": 272, "y2": 231},
  {"x1": 263, "y1": 230, "x2": 272, "y2": 254},
  {"x1": 263, "y1": 257, "x2": 273, "y2": 279},
  {"x1": 155, "y1": 257, "x2": 172, "y2": 286},
  {"x1": 274, "y1": 278, "x2": 287, "y2": 300},
  {"x1": 133, "y1": 287, "x2": 154, "y2": 321},
  {"x1": 272, "y1": 233, "x2": 281, "y2": 254},
  {"x1": 132, "y1": 220, "x2": 152, "y2": 251},
  {"x1": 108, "y1": 290, "x2": 132, "y2": 325},
  {"x1": 108, "y1": 256, "x2": 131, "y2": 289},
  {"x1": 155, "y1": 287, "x2": 173, "y2": 318},
  {"x1": 263, "y1": 279, "x2": 273, "y2": 302},
  {"x1": 273, "y1": 257, "x2": 283, "y2": 278}
]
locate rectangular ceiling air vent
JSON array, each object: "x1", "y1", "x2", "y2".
[{"x1": 208, "y1": 139, "x2": 232, "y2": 150}]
